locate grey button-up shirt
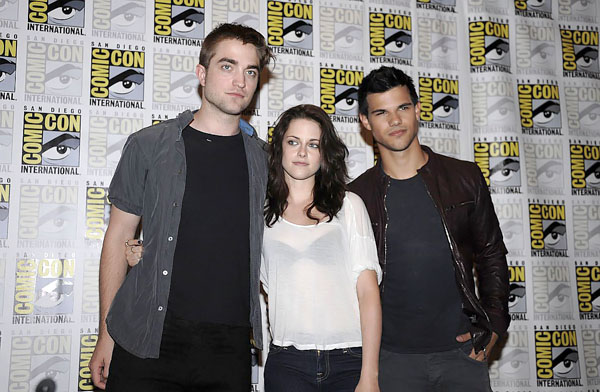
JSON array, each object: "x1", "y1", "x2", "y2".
[{"x1": 106, "y1": 110, "x2": 268, "y2": 358}]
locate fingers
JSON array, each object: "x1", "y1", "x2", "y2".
[
  {"x1": 456, "y1": 332, "x2": 471, "y2": 342},
  {"x1": 91, "y1": 360, "x2": 107, "y2": 389}
]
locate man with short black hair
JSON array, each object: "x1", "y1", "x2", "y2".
[
  {"x1": 349, "y1": 66, "x2": 509, "y2": 391},
  {"x1": 89, "y1": 23, "x2": 273, "y2": 391}
]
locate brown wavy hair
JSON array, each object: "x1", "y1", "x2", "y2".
[{"x1": 265, "y1": 104, "x2": 348, "y2": 227}]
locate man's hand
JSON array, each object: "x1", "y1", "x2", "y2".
[
  {"x1": 125, "y1": 239, "x2": 143, "y2": 267},
  {"x1": 456, "y1": 331, "x2": 498, "y2": 362},
  {"x1": 355, "y1": 374, "x2": 380, "y2": 392},
  {"x1": 89, "y1": 335, "x2": 115, "y2": 389}
]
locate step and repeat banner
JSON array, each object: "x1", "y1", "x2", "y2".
[{"x1": 0, "y1": 0, "x2": 599, "y2": 391}]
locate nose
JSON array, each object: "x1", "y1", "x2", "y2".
[
  {"x1": 233, "y1": 69, "x2": 246, "y2": 88},
  {"x1": 389, "y1": 112, "x2": 401, "y2": 126},
  {"x1": 298, "y1": 144, "x2": 307, "y2": 157}
]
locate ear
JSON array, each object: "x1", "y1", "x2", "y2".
[
  {"x1": 196, "y1": 64, "x2": 207, "y2": 87},
  {"x1": 359, "y1": 113, "x2": 371, "y2": 131},
  {"x1": 414, "y1": 101, "x2": 421, "y2": 121}
]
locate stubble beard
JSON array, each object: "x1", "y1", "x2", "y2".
[
  {"x1": 374, "y1": 127, "x2": 419, "y2": 153},
  {"x1": 202, "y1": 87, "x2": 251, "y2": 116}
]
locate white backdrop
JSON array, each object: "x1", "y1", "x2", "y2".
[{"x1": 0, "y1": 0, "x2": 599, "y2": 391}]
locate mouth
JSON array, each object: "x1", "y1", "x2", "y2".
[
  {"x1": 389, "y1": 128, "x2": 407, "y2": 136},
  {"x1": 293, "y1": 161, "x2": 308, "y2": 166},
  {"x1": 227, "y1": 92, "x2": 245, "y2": 98}
]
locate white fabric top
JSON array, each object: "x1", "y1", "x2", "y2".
[{"x1": 261, "y1": 192, "x2": 382, "y2": 350}]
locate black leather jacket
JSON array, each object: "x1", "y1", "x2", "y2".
[{"x1": 348, "y1": 145, "x2": 510, "y2": 353}]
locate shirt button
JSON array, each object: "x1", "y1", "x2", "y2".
[
  {"x1": 168, "y1": 236, "x2": 173, "y2": 241},
  {"x1": 162, "y1": 270, "x2": 168, "y2": 276},
  {"x1": 158, "y1": 306, "x2": 164, "y2": 311},
  {"x1": 172, "y1": 202, "x2": 178, "y2": 207}
]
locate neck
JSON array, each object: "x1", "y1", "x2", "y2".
[
  {"x1": 189, "y1": 102, "x2": 241, "y2": 136},
  {"x1": 379, "y1": 143, "x2": 428, "y2": 180},
  {"x1": 285, "y1": 176, "x2": 315, "y2": 207}
]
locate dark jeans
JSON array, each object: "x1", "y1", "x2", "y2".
[
  {"x1": 379, "y1": 343, "x2": 492, "y2": 392},
  {"x1": 106, "y1": 312, "x2": 251, "y2": 392},
  {"x1": 264, "y1": 344, "x2": 362, "y2": 392}
]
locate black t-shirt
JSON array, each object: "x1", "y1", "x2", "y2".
[
  {"x1": 168, "y1": 125, "x2": 250, "y2": 326},
  {"x1": 382, "y1": 172, "x2": 470, "y2": 353}
]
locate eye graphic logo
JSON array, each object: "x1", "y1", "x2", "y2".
[
  {"x1": 268, "y1": 62, "x2": 313, "y2": 115},
  {"x1": 211, "y1": 0, "x2": 260, "y2": 30},
  {"x1": 509, "y1": 265, "x2": 527, "y2": 319},
  {"x1": 417, "y1": 17, "x2": 458, "y2": 70},
  {"x1": 561, "y1": 27, "x2": 600, "y2": 79},
  {"x1": 489, "y1": 328, "x2": 530, "y2": 386},
  {"x1": 471, "y1": 78, "x2": 517, "y2": 133},
  {"x1": 515, "y1": 24, "x2": 556, "y2": 74},
  {"x1": 0, "y1": 38, "x2": 17, "y2": 96},
  {"x1": 517, "y1": 82, "x2": 562, "y2": 136},
  {"x1": 369, "y1": 12, "x2": 412, "y2": 66},
  {"x1": 494, "y1": 200, "x2": 524, "y2": 255},
  {"x1": 419, "y1": 76, "x2": 459, "y2": 130},
  {"x1": 565, "y1": 84, "x2": 600, "y2": 136},
  {"x1": 88, "y1": 115, "x2": 142, "y2": 176},
  {"x1": 535, "y1": 329, "x2": 583, "y2": 387},
  {"x1": 153, "y1": 52, "x2": 201, "y2": 110},
  {"x1": 0, "y1": 183, "x2": 9, "y2": 239},
  {"x1": 469, "y1": 19, "x2": 511, "y2": 73},
  {"x1": 532, "y1": 264, "x2": 572, "y2": 318},
  {"x1": 90, "y1": 48, "x2": 145, "y2": 108},
  {"x1": 93, "y1": 0, "x2": 146, "y2": 34},
  {"x1": 523, "y1": 140, "x2": 564, "y2": 193},
  {"x1": 28, "y1": 0, "x2": 85, "y2": 27},
  {"x1": 154, "y1": 0, "x2": 205, "y2": 45},
  {"x1": 267, "y1": 1, "x2": 313, "y2": 56},
  {"x1": 320, "y1": 67, "x2": 363, "y2": 122},
  {"x1": 573, "y1": 201, "x2": 600, "y2": 257},
  {"x1": 570, "y1": 142, "x2": 600, "y2": 196},
  {"x1": 529, "y1": 202, "x2": 568, "y2": 257},
  {"x1": 474, "y1": 140, "x2": 522, "y2": 194},
  {"x1": 515, "y1": 0, "x2": 552, "y2": 18},
  {"x1": 0, "y1": 0, "x2": 19, "y2": 21},
  {"x1": 319, "y1": 5, "x2": 362, "y2": 61},
  {"x1": 576, "y1": 266, "x2": 600, "y2": 319}
]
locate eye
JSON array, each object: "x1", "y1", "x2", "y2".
[
  {"x1": 308, "y1": 143, "x2": 320, "y2": 149},
  {"x1": 284, "y1": 82, "x2": 313, "y2": 109},
  {"x1": 586, "y1": 162, "x2": 600, "y2": 187},
  {"x1": 576, "y1": 47, "x2": 598, "y2": 70},
  {"x1": 39, "y1": 205, "x2": 76, "y2": 235},
  {"x1": 543, "y1": 221, "x2": 566, "y2": 248},
  {"x1": 489, "y1": 158, "x2": 520, "y2": 184},
  {"x1": 385, "y1": 31, "x2": 412, "y2": 54},
  {"x1": 42, "y1": 134, "x2": 80, "y2": 162},
  {"x1": 536, "y1": 160, "x2": 562, "y2": 186},
  {"x1": 579, "y1": 102, "x2": 600, "y2": 127},
  {"x1": 498, "y1": 349, "x2": 528, "y2": 378},
  {"x1": 45, "y1": 64, "x2": 82, "y2": 93},
  {"x1": 48, "y1": 0, "x2": 84, "y2": 22},
  {"x1": 485, "y1": 39, "x2": 509, "y2": 61},
  {"x1": 501, "y1": 220, "x2": 522, "y2": 243},
  {"x1": 532, "y1": 101, "x2": 560, "y2": 125},
  {"x1": 432, "y1": 96, "x2": 458, "y2": 119},
  {"x1": 0, "y1": 0, "x2": 17, "y2": 14},
  {"x1": 431, "y1": 36, "x2": 456, "y2": 58},
  {"x1": 283, "y1": 21, "x2": 312, "y2": 45},
  {"x1": 531, "y1": 43, "x2": 554, "y2": 64},
  {"x1": 0, "y1": 58, "x2": 16, "y2": 83},
  {"x1": 287, "y1": 139, "x2": 298, "y2": 146},
  {"x1": 170, "y1": 74, "x2": 197, "y2": 101},
  {"x1": 528, "y1": 0, "x2": 546, "y2": 7},
  {"x1": 335, "y1": 87, "x2": 358, "y2": 114},
  {"x1": 572, "y1": 0, "x2": 594, "y2": 12},
  {"x1": 171, "y1": 9, "x2": 204, "y2": 35},
  {"x1": 109, "y1": 69, "x2": 144, "y2": 96},
  {"x1": 335, "y1": 25, "x2": 361, "y2": 50},
  {"x1": 487, "y1": 97, "x2": 514, "y2": 122},
  {"x1": 552, "y1": 348, "x2": 579, "y2": 378},
  {"x1": 111, "y1": 3, "x2": 145, "y2": 28},
  {"x1": 508, "y1": 284, "x2": 525, "y2": 308}
]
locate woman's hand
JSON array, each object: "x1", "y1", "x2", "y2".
[
  {"x1": 355, "y1": 374, "x2": 380, "y2": 392},
  {"x1": 125, "y1": 239, "x2": 143, "y2": 267}
]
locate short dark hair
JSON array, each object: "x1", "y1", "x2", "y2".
[
  {"x1": 358, "y1": 66, "x2": 419, "y2": 115},
  {"x1": 199, "y1": 23, "x2": 274, "y2": 71},
  {"x1": 265, "y1": 104, "x2": 348, "y2": 226}
]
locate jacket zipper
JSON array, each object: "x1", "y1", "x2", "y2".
[{"x1": 381, "y1": 177, "x2": 390, "y2": 294}]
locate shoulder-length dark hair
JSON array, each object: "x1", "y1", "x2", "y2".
[{"x1": 265, "y1": 104, "x2": 348, "y2": 227}]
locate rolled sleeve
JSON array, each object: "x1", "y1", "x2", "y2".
[{"x1": 108, "y1": 135, "x2": 147, "y2": 216}]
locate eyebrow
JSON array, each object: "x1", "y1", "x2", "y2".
[
  {"x1": 370, "y1": 103, "x2": 413, "y2": 114},
  {"x1": 287, "y1": 135, "x2": 320, "y2": 142},
  {"x1": 217, "y1": 57, "x2": 259, "y2": 70}
]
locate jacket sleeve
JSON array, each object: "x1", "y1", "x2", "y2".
[{"x1": 470, "y1": 166, "x2": 511, "y2": 336}]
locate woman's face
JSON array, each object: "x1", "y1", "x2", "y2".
[{"x1": 281, "y1": 118, "x2": 322, "y2": 183}]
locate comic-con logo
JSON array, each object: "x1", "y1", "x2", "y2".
[
  {"x1": 0, "y1": 108, "x2": 14, "y2": 164},
  {"x1": 419, "y1": 76, "x2": 459, "y2": 130},
  {"x1": 573, "y1": 201, "x2": 600, "y2": 257},
  {"x1": 319, "y1": 4, "x2": 362, "y2": 61},
  {"x1": 489, "y1": 328, "x2": 530, "y2": 387},
  {"x1": 1, "y1": 0, "x2": 19, "y2": 21},
  {"x1": 517, "y1": 82, "x2": 562, "y2": 136},
  {"x1": 582, "y1": 326, "x2": 600, "y2": 384},
  {"x1": 570, "y1": 142, "x2": 600, "y2": 196},
  {"x1": 529, "y1": 201, "x2": 568, "y2": 257},
  {"x1": 0, "y1": 37, "x2": 17, "y2": 99},
  {"x1": 535, "y1": 328, "x2": 583, "y2": 387},
  {"x1": 27, "y1": 0, "x2": 85, "y2": 34},
  {"x1": 212, "y1": 0, "x2": 259, "y2": 30},
  {"x1": 90, "y1": 47, "x2": 145, "y2": 108},
  {"x1": 85, "y1": 186, "x2": 110, "y2": 241},
  {"x1": 532, "y1": 264, "x2": 572, "y2": 318},
  {"x1": 267, "y1": 1, "x2": 313, "y2": 56},
  {"x1": 576, "y1": 265, "x2": 600, "y2": 319},
  {"x1": 21, "y1": 111, "x2": 81, "y2": 175},
  {"x1": 0, "y1": 182, "x2": 9, "y2": 239},
  {"x1": 416, "y1": 0, "x2": 456, "y2": 13},
  {"x1": 369, "y1": 11, "x2": 412, "y2": 65},
  {"x1": 565, "y1": 83, "x2": 600, "y2": 136},
  {"x1": 268, "y1": 62, "x2": 313, "y2": 116},
  {"x1": 81, "y1": 259, "x2": 99, "y2": 323},
  {"x1": 515, "y1": 0, "x2": 552, "y2": 18},
  {"x1": 417, "y1": 17, "x2": 457, "y2": 70},
  {"x1": 558, "y1": 0, "x2": 597, "y2": 23},
  {"x1": 153, "y1": 52, "x2": 201, "y2": 111},
  {"x1": 25, "y1": 41, "x2": 84, "y2": 100},
  {"x1": 419, "y1": 131, "x2": 459, "y2": 159},
  {"x1": 469, "y1": 19, "x2": 511, "y2": 73},
  {"x1": 93, "y1": 0, "x2": 146, "y2": 37},
  {"x1": 78, "y1": 332, "x2": 98, "y2": 391},
  {"x1": 154, "y1": 0, "x2": 205, "y2": 45},
  {"x1": 509, "y1": 263, "x2": 527, "y2": 320},
  {"x1": 8, "y1": 334, "x2": 71, "y2": 392},
  {"x1": 560, "y1": 27, "x2": 600, "y2": 79},
  {"x1": 13, "y1": 258, "x2": 75, "y2": 324},
  {"x1": 523, "y1": 140, "x2": 564, "y2": 193},
  {"x1": 18, "y1": 183, "x2": 78, "y2": 246},
  {"x1": 320, "y1": 66, "x2": 362, "y2": 123},
  {"x1": 474, "y1": 138, "x2": 521, "y2": 194},
  {"x1": 494, "y1": 199, "x2": 525, "y2": 255},
  {"x1": 471, "y1": 77, "x2": 516, "y2": 133},
  {"x1": 515, "y1": 23, "x2": 555, "y2": 75}
]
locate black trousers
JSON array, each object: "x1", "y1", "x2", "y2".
[{"x1": 106, "y1": 312, "x2": 251, "y2": 392}]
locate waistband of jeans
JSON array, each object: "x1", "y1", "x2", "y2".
[{"x1": 270, "y1": 343, "x2": 362, "y2": 354}]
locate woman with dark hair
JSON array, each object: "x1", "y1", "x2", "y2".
[
  {"x1": 124, "y1": 104, "x2": 381, "y2": 391},
  {"x1": 261, "y1": 104, "x2": 381, "y2": 392}
]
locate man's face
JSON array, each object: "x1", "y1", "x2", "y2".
[
  {"x1": 359, "y1": 85, "x2": 421, "y2": 154},
  {"x1": 196, "y1": 39, "x2": 260, "y2": 115}
]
